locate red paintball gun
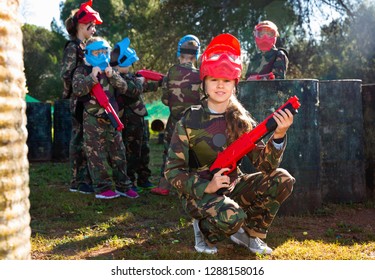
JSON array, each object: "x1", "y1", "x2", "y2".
[
  {"x1": 247, "y1": 72, "x2": 275, "y2": 81},
  {"x1": 135, "y1": 69, "x2": 165, "y2": 82},
  {"x1": 210, "y1": 95, "x2": 301, "y2": 194},
  {"x1": 91, "y1": 83, "x2": 124, "y2": 131}
]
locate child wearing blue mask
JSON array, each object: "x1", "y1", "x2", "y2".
[
  {"x1": 72, "y1": 36, "x2": 139, "y2": 199},
  {"x1": 110, "y1": 37, "x2": 160, "y2": 194}
]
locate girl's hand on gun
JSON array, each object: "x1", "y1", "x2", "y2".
[
  {"x1": 273, "y1": 108, "x2": 294, "y2": 139},
  {"x1": 205, "y1": 168, "x2": 231, "y2": 194},
  {"x1": 105, "y1": 66, "x2": 114, "y2": 78},
  {"x1": 136, "y1": 76, "x2": 145, "y2": 84},
  {"x1": 91, "y1": 67, "x2": 101, "y2": 83}
]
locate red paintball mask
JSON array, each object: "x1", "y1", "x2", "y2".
[
  {"x1": 253, "y1": 23, "x2": 278, "y2": 51},
  {"x1": 75, "y1": 0, "x2": 103, "y2": 25},
  {"x1": 200, "y1": 33, "x2": 242, "y2": 84},
  {"x1": 255, "y1": 35, "x2": 277, "y2": 52}
]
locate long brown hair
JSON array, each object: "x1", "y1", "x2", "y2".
[
  {"x1": 225, "y1": 94, "x2": 256, "y2": 145},
  {"x1": 65, "y1": 9, "x2": 79, "y2": 38}
]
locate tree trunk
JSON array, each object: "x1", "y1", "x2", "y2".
[{"x1": 0, "y1": 0, "x2": 31, "y2": 259}]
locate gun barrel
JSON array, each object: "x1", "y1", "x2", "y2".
[
  {"x1": 136, "y1": 69, "x2": 164, "y2": 81},
  {"x1": 92, "y1": 84, "x2": 124, "y2": 131}
]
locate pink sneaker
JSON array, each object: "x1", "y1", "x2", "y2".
[
  {"x1": 115, "y1": 189, "x2": 139, "y2": 199},
  {"x1": 95, "y1": 190, "x2": 120, "y2": 199}
]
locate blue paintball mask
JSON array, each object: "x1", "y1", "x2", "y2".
[
  {"x1": 85, "y1": 40, "x2": 111, "y2": 70},
  {"x1": 112, "y1": 37, "x2": 139, "y2": 67},
  {"x1": 177, "y1": 34, "x2": 200, "y2": 60}
]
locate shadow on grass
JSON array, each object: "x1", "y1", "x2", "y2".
[{"x1": 29, "y1": 162, "x2": 375, "y2": 260}]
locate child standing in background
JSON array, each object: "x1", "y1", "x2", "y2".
[
  {"x1": 246, "y1": 20, "x2": 289, "y2": 80},
  {"x1": 60, "y1": 0, "x2": 102, "y2": 194},
  {"x1": 72, "y1": 36, "x2": 138, "y2": 199},
  {"x1": 151, "y1": 34, "x2": 203, "y2": 196},
  {"x1": 110, "y1": 38, "x2": 160, "y2": 193}
]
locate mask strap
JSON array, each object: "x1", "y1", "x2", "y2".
[{"x1": 180, "y1": 48, "x2": 198, "y2": 55}]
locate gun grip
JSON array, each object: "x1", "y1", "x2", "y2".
[
  {"x1": 266, "y1": 103, "x2": 298, "y2": 131},
  {"x1": 216, "y1": 187, "x2": 229, "y2": 196},
  {"x1": 107, "y1": 113, "x2": 124, "y2": 131},
  {"x1": 106, "y1": 113, "x2": 118, "y2": 129}
]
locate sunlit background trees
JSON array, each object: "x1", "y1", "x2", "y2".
[{"x1": 21, "y1": 0, "x2": 375, "y2": 102}]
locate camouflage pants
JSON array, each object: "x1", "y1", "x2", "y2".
[
  {"x1": 139, "y1": 125, "x2": 152, "y2": 184},
  {"x1": 183, "y1": 168, "x2": 295, "y2": 244},
  {"x1": 122, "y1": 109, "x2": 151, "y2": 185},
  {"x1": 83, "y1": 112, "x2": 132, "y2": 193},
  {"x1": 158, "y1": 116, "x2": 178, "y2": 189},
  {"x1": 69, "y1": 109, "x2": 91, "y2": 188}
]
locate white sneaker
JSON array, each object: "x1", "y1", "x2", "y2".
[
  {"x1": 249, "y1": 237, "x2": 273, "y2": 254},
  {"x1": 192, "y1": 219, "x2": 218, "y2": 254},
  {"x1": 230, "y1": 228, "x2": 273, "y2": 255}
]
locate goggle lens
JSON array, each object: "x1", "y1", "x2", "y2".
[
  {"x1": 254, "y1": 29, "x2": 276, "y2": 38},
  {"x1": 207, "y1": 53, "x2": 241, "y2": 64},
  {"x1": 92, "y1": 49, "x2": 109, "y2": 56}
]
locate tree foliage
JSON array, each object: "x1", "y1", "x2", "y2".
[
  {"x1": 22, "y1": 25, "x2": 66, "y2": 101},
  {"x1": 288, "y1": 2, "x2": 375, "y2": 83},
  {"x1": 21, "y1": 0, "x2": 375, "y2": 102},
  {"x1": 59, "y1": 0, "x2": 296, "y2": 71}
]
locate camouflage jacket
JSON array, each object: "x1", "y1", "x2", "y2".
[
  {"x1": 60, "y1": 39, "x2": 85, "y2": 99},
  {"x1": 164, "y1": 100, "x2": 287, "y2": 200},
  {"x1": 245, "y1": 47, "x2": 289, "y2": 79},
  {"x1": 161, "y1": 62, "x2": 202, "y2": 122},
  {"x1": 116, "y1": 73, "x2": 159, "y2": 117},
  {"x1": 72, "y1": 65, "x2": 127, "y2": 117}
]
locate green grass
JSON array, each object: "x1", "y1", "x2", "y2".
[{"x1": 29, "y1": 136, "x2": 375, "y2": 260}]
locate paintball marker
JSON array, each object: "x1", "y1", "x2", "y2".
[
  {"x1": 136, "y1": 69, "x2": 165, "y2": 83},
  {"x1": 210, "y1": 96, "x2": 301, "y2": 195},
  {"x1": 247, "y1": 72, "x2": 275, "y2": 81},
  {"x1": 91, "y1": 83, "x2": 124, "y2": 131}
]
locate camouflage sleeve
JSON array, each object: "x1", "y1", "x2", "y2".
[
  {"x1": 247, "y1": 134, "x2": 287, "y2": 174},
  {"x1": 245, "y1": 53, "x2": 261, "y2": 79},
  {"x1": 121, "y1": 78, "x2": 142, "y2": 98},
  {"x1": 60, "y1": 42, "x2": 78, "y2": 98},
  {"x1": 115, "y1": 73, "x2": 142, "y2": 98},
  {"x1": 244, "y1": 63, "x2": 252, "y2": 80},
  {"x1": 161, "y1": 73, "x2": 169, "y2": 106},
  {"x1": 143, "y1": 81, "x2": 159, "y2": 92},
  {"x1": 72, "y1": 66, "x2": 96, "y2": 98},
  {"x1": 273, "y1": 51, "x2": 289, "y2": 79},
  {"x1": 164, "y1": 120, "x2": 209, "y2": 200},
  {"x1": 109, "y1": 71, "x2": 128, "y2": 95}
]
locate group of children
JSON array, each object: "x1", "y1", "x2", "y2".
[
  {"x1": 61, "y1": 1, "x2": 293, "y2": 255},
  {"x1": 61, "y1": 1, "x2": 159, "y2": 199}
]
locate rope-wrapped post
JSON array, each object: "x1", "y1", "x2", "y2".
[{"x1": 0, "y1": 0, "x2": 31, "y2": 259}]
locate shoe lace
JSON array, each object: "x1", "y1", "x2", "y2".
[{"x1": 253, "y1": 237, "x2": 268, "y2": 249}]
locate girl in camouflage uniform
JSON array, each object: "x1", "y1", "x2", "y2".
[
  {"x1": 60, "y1": 0, "x2": 102, "y2": 194},
  {"x1": 72, "y1": 37, "x2": 137, "y2": 199},
  {"x1": 151, "y1": 34, "x2": 203, "y2": 196},
  {"x1": 164, "y1": 34, "x2": 295, "y2": 255},
  {"x1": 245, "y1": 20, "x2": 289, "y2": 80}
]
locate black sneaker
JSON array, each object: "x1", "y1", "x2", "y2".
[
  {"x1": 69, "y1": 185, "x2": 78, "y2": 192},
  {"x1": 138, "y1": 180, "x2": 154, "y2": 190},
  {"x1": 78, "y1": 183, "x2": 94, "y2": 194}
]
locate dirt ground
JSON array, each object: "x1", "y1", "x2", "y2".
[{"x1": 272, "y1": 203, "x2": 375, "y2": 242}]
